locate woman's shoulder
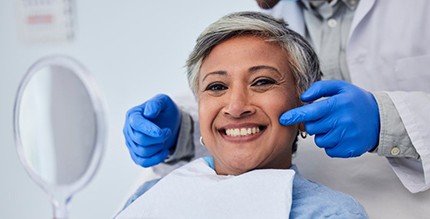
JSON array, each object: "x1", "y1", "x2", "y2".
[{"x1": 290, "y1": 172, "x2": 368, "y2": 219}]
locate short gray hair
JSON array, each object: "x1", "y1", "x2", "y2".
[{"x1": 186, "y1": 11, "x2": 322, "y2": 98}]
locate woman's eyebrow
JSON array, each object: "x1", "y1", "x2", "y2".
[
  {"x1": 249, "y1": 65, "x2": 282, "y2": 77},
  {"x1": 202, "y1": 70, "x2": 227, "y2": 82},
  {"x1": 202, "y1": 65, "x2": 282, "y2": 82}
]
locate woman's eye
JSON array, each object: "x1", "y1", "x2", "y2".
[
  {"x1": 206, "y1": 83, "x2": 227, "y2": 91},
  {"x1": 252, "y1": 78, "x2": 276, "y2": 86}
]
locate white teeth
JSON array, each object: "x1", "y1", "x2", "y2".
[{"x1": 225, "y1": 127, "x2": 260, "y2": 137}]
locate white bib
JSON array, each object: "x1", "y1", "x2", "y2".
[{"x1": 117, "y1": 158, "x2": 295, "y2": 219}]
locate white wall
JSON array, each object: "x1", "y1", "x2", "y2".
[{"x1": 0, "y1": 1, "x2": 258, "y2": 218}]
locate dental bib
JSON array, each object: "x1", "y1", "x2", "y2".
[{"x1": 117, "y1": 158, "x2": 295, "y2": 219}]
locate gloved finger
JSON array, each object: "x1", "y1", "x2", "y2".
[
  {"x1": 160, "y1": 128, "x2": 174, "y2": 149},
  {"x1": 314, "y1": 128, "x2": 342, "y2": 149},
  {"x1": 125, "y1": 137, "x2": 163, "y2": 158},
  {"x1": 125, "y1": 102, "x2": 146, "y2": 121},
  {"x1": 325, "y1": 144, "x2": 361, "y2": 158},
  {"x1": 303, "y1": 116, "x2": 334, "y2": 135},
  {"x1": 143, "y1": 94, "x2": 171, "y2": 119},
  {"x1": 126, "y1": 102, "x2": 145, "y2": 113},
  {"x1": 279, "y1": 98, "x2": 334, "y2": 126},
  {"x1": 301, "y1": 80, "x2": 347, "y2": 102},
  {"x1": 131, "y1": 149, "x2": 170, "y2": 168},
  {"x1": 125, "y1": 123, "x2": 166, "y2": 146},
  {"x1": 124, "y1": 105, "x2": 144, "y2": 132},
  {"x1": 128, "y1": 110, "x2": 165, "y2": 137}
]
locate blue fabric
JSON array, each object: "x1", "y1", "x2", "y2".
[
  {"x1": 121, "y1": 162, "x2": 368, "y2": 218},
  {"x1": 289, "y1": 166, "x2": 367, "y2": 218},
  {"x1": 203, "y1": 156, "x2": 215, "y2": 169}
]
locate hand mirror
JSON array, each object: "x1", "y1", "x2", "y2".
[{"x1": 13, "y1": 55, "x2": 106, "y2": 218}]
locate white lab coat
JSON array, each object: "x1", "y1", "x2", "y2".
[
  {"x1": 348, "y1": 0, "x2": 430, "y2": 194},
  {"x1": 267, "y1": 0, "x2": 430, "y2": 193},
  {"x1": 261, "y1": 0, "x2": 430, "y2": 217}
]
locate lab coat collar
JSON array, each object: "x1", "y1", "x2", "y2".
[{"x1": 300, "y1": 0, "x2": 359, "y2": 16}]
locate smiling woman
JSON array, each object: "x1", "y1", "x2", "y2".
[
  {"x1": 115, "y1": 11, "x2": 368, "y2": 219},
  {"x1": 187, "y1": 11, "x2": 320, "y2": 176}
]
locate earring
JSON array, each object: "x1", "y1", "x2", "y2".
[
  {"x1": 199, "y1": 136, "x2": 206, "y2": 146},
  {"x1": 300, "y1": 130, "x2": 307, "y2": 139}
]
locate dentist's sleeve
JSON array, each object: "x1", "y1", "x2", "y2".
[
  {"x1": 164, "y1": 109, "x2": 195, "y2": 164},
  {"x1": 375, "y1": 91, "x2": 430, "y2": 193},
  {"x1": 163, "y1": 94, "x2": 200, "y2": 165}
]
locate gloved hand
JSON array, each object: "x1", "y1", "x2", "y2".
[
  {"x1": 123, "y1": 94, "x2": 181, "y2": 167},
  {"x1": 279, "y1": 80, "x2": 380, "y2": 158}
]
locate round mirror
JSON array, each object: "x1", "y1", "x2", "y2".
[{"x1": 13, "y1": 55, "x2": 106, "y2": 219}]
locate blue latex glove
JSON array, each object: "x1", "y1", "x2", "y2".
[
  {"x1": 123, "y1": 94, "x2": 181, "y2": 167},
  {"x1": 280, "y1": 80, "x2": 380, "y2": 158}
]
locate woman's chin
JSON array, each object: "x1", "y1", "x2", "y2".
[{"x1": 216, "y1": 160, "x2": 260, "y2": 175}]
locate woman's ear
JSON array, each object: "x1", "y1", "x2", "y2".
[
  {"x1": 299, "y1": 122, "x2": 305, "y2": 132},
  {"x1": 299, "y1": 122, "x2": 307, "y2": 139}
]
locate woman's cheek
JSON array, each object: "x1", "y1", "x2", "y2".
[{"x1": 198, "y1": 97, "x2": 215, "y2": 137}]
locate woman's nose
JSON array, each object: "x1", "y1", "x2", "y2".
[{"x1": 222, "y1": 87, "x2": 255, "y2": 118}]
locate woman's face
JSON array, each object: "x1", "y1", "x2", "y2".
[{"x1": 198, "y1": 35, "x2": 300, "y2": 175}]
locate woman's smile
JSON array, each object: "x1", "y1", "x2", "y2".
[{"x1": 217, "y1": 123, "x2": 267, "y2": 142}]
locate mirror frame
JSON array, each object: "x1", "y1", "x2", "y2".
[{"x1": 13, "y1": 55, "x2": 107, "y2": 217}]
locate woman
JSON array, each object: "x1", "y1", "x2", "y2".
[{"x1": 117, "y1": 11, "x2": 367, "y2": 218}]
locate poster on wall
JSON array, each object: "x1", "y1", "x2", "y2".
[{"x1": 16, "y1": 0, "x2": 75, "y2": 44}]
